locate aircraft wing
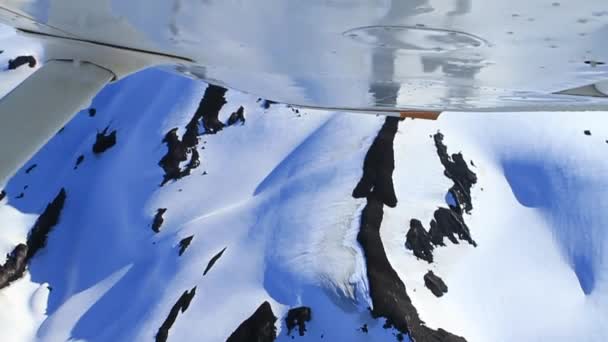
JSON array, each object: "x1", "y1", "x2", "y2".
[{"x1": 1, "y1": 0, "x2": 608, "y2": 113}]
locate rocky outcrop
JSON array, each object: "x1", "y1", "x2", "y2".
[
  {"x1": 0, "y1": 189, "x2": 66, "y2": 289},
  {"x1": 203, "y1": 247, "x2": 227, "y2": 276},
  {"x1": 178, "y1": 236, "x2": 193, "y2": 256},
  {"x1": 352, "y1": 118, "x2": 398, "y2": 207},
  {"x1": 92, "y1": 127, "x2": 117, "y2": 154},
  {"x1": 155, "y1": 287, "x2": 197, "y2": 342},
  {"x1": 25, "y1": 164, "x2": 37, "y2": 174},
  {"x1": 405, "y1": 219, "x2": 434, "y2": 263},
  {"x1": 26, "y1": 189, "x2": 67, "y2": 261},
  {"x1": 354, "y1": 118, "x2": 466, "y2": 342},
  {"x1": 152, "y1": 208, "x2": 167, "y2": 233},
  {"x1": 88, "y1": 108, "x2": 97, "y2": 117},
  {"x1": 0, "y1": 244, "x2": 28, "y2": 289},
  {"x1": 226, "y1": 301, "x2": 277, "y2": 342},
  {"x1": 433, "y1": 133, "x2": 477, "y2": 213},
  {"x1": 227, "y1": 106, "x2": 246, "y2": 126},
  {"x1": 285, "y1": 307, "x2": 312, "y2": 337},
  {"x1": 8, "y1": 55, "x2": 36, "y2": 70},
  {"x1": 424, "y1": 271, "x2": 448, "y2": 298},
  {"x1": 158, "y1": 84, "x2": 228, "y2": 185},
  {"x1": 429, "y1": 208, "x2": 476, "y2": 247},
  {"x1": 74, "y1": 155, "x2": 85, "y2": 170}
]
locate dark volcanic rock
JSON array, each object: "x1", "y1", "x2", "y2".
[
  {"x1": 0, "y1": 244, "x2": 28, "y2": 289},
  {"x1": 185, "y1": 85, "x2": 227, "y2": 141},
  {"x1": 285, "y1": 307, "x2": 312, "y2": 337},
  {"x1": 355, "y1": 118, "x2": 466, "y2": 342},
  {"x1": 227, "y1": 106, "x2": 246, "y2": 126},
  {"x1": 152, "y1": 208, "x2": 167, "y2": 233},
  {"x1": 584, "y1": 130, "x2": 591, "y2": 136},
  {"x1": 203, "y1": 247, "x2": 227, "y2": 276},
  {"x1": 155, "y1": 287, "x2": 197, "y2": 342},
  {"x1": 0, "y1": 190, "x2": 5, "y2": 201},
  {"x1": 178, "y1": 235, "x2": 194, "y2": 256},
  {"x1": 25, "y1": 164, "x2": 37, "y2": 174},
  {"x1": 92, "y1": 127, "x2": 117, "y2": 154},
  {"x1": 8, "y1": 55, "x2": 36, "y2": 70},
  {"x1": 261, "y1": 100, "x2": 277, "y2": 110},
  {"x1": 26, "y1": 189, "x2": 66, "y2": 261},
  {"x1": 74, "y1": 155, "x2": 85, "y2": 170},
  {"x1": 424, "y1": 271, "x2": 448, "y2": 298},
  {"x1": 429, "y1": 208, "x2": 476, "y2": 247},
  {"x1": 159, "y1": 128, "x2": 188, "y2": 185},
  {"x1": 352, "y1": 117, "x2": 399, "y2": 208},
  {"x1": 405, "y1": 219, "x2": 434, "y2": 263},
  {"x1": 433, "y1": 133, "x2": 477, "y2": 213},
  {"x1": 226, "y1": 301, "x2": 277, "y2": 342},
  {"x1": 88, "y1": 108, "x2": 97, "y2": 117}
]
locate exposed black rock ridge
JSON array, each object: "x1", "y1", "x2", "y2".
[
  {"x1": 187, "y1": 85, "x2": 227, "y2": 140},
  {"x1": 352, "y1": 117, "x2": 398, "y2": 208},
  {"x1": 429, "y1": 208, "x2": 476, "y2": 247},
  {"x1": 159, "y1": 128, "x2": 188, "y2": 185},
  {"x1": 354, "y1": 118, "x2": 466, "y2": 342},
  {"x1": 261, "y1": 99, "x2": 277, "y2": 110},
  {"x1": 203, "y1": 247, "x2": 227, "y2": 276},
  {"x1": 424, "y1": 271, "x2": 448, "y2": 298},
  {"x1": 0, "y1": 244, "x2": 28, "y2": 289},
  {"x1": 226, "y1": 301, "x2": 277, "y2": 342},
  {"x1": 0, "y1": 189, "x2": 66, "y2": 289},
  {"x1": 158, "y1": 86, "x2": 227, "y2": 184},
  {"x1": 0, "y1": 190, "x2": 5, "y2": 201},
  {"x1": 433, "y1": 133, "x2": 477, "y2": 213},
  {"x1": 8, "y1": 55, "x2": 36, "y2": 70},
  {"x1": 405, "y1": 219, "x2": 434, "y2": 263},
  {"x1": 74, "y1": 155, "x2": 85, "y2": 170},
  {"x1": 25, "y1": 164, "x2": 37, "y2": 174},
  {"x1": 178, "y1": 236, "x2": 194, "y2": 256},
  {"x1": 285, "y1": 307, "x2": 312, "y2": 337},
  {"x1": 26, "y1": 189, "x2": 67, "y2": 261},
  {"x1": 155, "y1": 287, "x2": 197, "y2": 342},
  {"x1": 227, "y1": 106, "x2": 246, "y2": 126},
  {"x1": 92, "y1": 127, "x2": 117, "y2": 154},
  {"x1": 152, "y1": 208, "x2": 167, "y2": 233}
]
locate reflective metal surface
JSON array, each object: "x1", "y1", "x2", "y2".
[{"x1": 2, "y1": 0, "x2": 608, "y2": 112}]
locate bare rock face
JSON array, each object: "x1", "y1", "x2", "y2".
[
  {"x1": 424, "y1": 271, "x2": 448, "y2": 297},
  {"x1": 354, "y1": 118, "x2": 466, "y2": 342},
  {"x1": 405, "y1": 219, "x2": 434, "y2": 263},
  {"x1": 152, "y1": 208, "x2": 167, "y2": 233},
  {"x1": 429, "y1": 208, "x2": 476, "y2": 247},
  {"x1": 92, "y1": 127, "x2": 117, "y2": 154},
  {"x1": 26, "y1": 189, "x2": 67, "y2": 261},
  {"x1": 203, "y1": 247, "x2": 227, "y2": 276},
  {"x1": 285, "y1": 307, "x2": 312, "y2": 337},
  {"x1": 178, "y1": 236, "x2": 194, "y2": 256},
  {"x1": 433, "y1": 132, "x2": 477, "y2": 213},
  {"x1": 226, "y1": 301, "x2": 277, "y2": 342},
  {"x1": 158, "y1": 85, "x2": 228, "y2": 185},
  {"x1": 352, "y1": 117, "x2": 399, "y2": 208},
  {"x1": 0, "y1": 244, "x2": 28, "y2": 289},
  {"x1": 227, "y1": 106, "x2": 246, "y2": 126},
  {"x1": 155, "y1": 287, "x2": 197, "y2": 342},
  {"x1": 8, "y1": 55, "x2": 36, "y2": 70},
  {"x1": 74, "y1": 155, "x2": 85, "y2": 170}
]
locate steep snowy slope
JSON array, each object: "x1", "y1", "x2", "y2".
[{"x1": 0, "y1": 27, "x2": 607, "y2": 342}]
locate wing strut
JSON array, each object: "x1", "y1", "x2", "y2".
[{"x1": 0, "y1": 60, "x2": 113, "y2": 186}]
